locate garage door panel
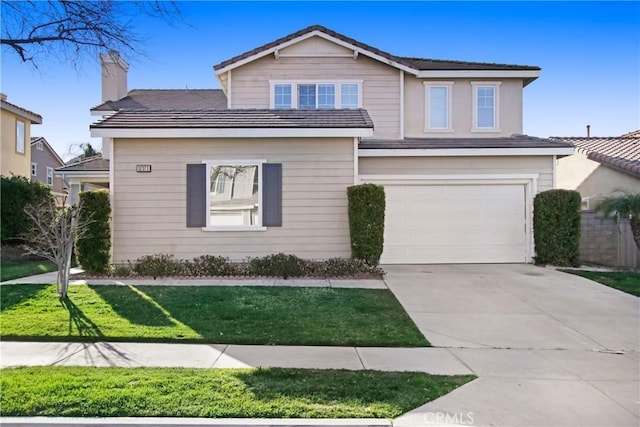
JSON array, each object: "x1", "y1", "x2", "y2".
[{"x1": 381, "y1": 184, "x2": 527, "y2": 264}]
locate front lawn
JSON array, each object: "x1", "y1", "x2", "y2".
[
  {"x1": 1, "y1": 366, "x2": 474, "y2": 418},
  {"x1": 1, "y1": 245, "x2": 56, "y2": 281},
  {"x1": 0, "y1": 284, "x2": 429, "y2": 346},
  {"x1": 562, "y1": 270, "x2": 640, "y2": 297}
]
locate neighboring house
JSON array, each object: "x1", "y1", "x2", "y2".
[
  {"x1": 56, "y1": 155, "x2": 109, "y2": 206},
  {"x1": 552, "y1": 131, "x2": 640, "y2": 210},
  {"x1": 90, "y1": 25, "x2": 573, "y2": 265},
  {"x1": 30, "y1": 137, "x2": 67, "y2": 198},
  {"x1": 1, "y1": 93, "x2": 42, "y2": 178}
]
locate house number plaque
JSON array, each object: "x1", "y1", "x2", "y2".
[{"x1": 136, "y1": 164, "x2": 152, "y2": 173}]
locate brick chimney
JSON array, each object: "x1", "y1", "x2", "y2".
[{"x1": 100, "y1": 51, "x2": 129, "y2": 102}]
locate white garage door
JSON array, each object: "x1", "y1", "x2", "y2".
[{"x1": 381, "y1": 184, "x2": 527, "y2": 264}]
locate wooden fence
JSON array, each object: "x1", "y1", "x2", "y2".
[{"x1": 580, "y1": 211, "x2": 640, "y2": 270}]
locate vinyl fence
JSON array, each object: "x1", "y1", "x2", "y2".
[{"x1": 580, "y1": 211, "x2": 640, "y2": 270}]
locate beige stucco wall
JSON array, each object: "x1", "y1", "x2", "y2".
[
  {"x1": 404, "y1": 76, "x2": 524, "y2": 138},
  {"x1": 112, "y1": 137, "x2": 355, "y2": 263},
  {"x1": 359, "y1": 155, "x2": 554, "y2": 192},
  {"x1": 229, "y1": 36, "x2": 401, "y2": 139},
  {"x1": 557, "y1": 152, "x2": 640, "y2": 209},
  {"x1": 1, "y1": 109, "x2": 31, "y2": 177}
]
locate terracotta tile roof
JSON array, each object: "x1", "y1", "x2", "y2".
[
  {"x1": 620, "y1": 130, "x2": 640, "y2": 138},
  {"x1": 91, "y1": 108, "x2": 374, "y2": 129},
  {"x1": 360, "y1": 135, "x2": 573, "y2": 150},
  {"x1": 0, "y1": 98, "x2": 43, "y2": 123},
  {"x1": 56, "y1": 155, "x2": 109, "y2": 172},
  {"x1": 550, "y1": 135, "x2": 640, "y2": 178},
  {"x1": 213, "y1": 25, "x2": 540, "y2": 73},
  {"x1": 91, "y1": 89, "x2": 227, "y2": 112}
]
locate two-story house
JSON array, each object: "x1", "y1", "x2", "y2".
[
  {"x1": 90, "y1": 25, "x2": 573, "y2": 265},
  {"x1": 1, "y1": 93, "x2": 43, "y2": 178},
  {"x1": 30, "y1": 137, "x2": 67, "y2": 200}
]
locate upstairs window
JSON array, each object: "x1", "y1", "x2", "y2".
[
  {"x1": 472, "y1": 82, "x2": 501, "y2": 131},
  {"x1": 16, "y1": 120, "x2": 25, "y2": 154},
  {"x1": 35, "y1": 141, "x2": 43, "y2": 150},
  {"x1": 31, "y1": 163, "x2": 37, "y2": 176},
  {"x1": 340, "y1": 84, "x2": 359, "y2": 109},
  {"x1": 270, "y1": 81, "x2": 362, "y2": 109},
  {"x1": 274, "y1": 84, "x2": 292, "y2": 109},
  {"x1": 317, "y1": 84, "x2": 335, "y2": 109},
  {"x1": 46, "y1": 167, "x2": 54, "y2": 186},
  {"x1": 424, "y1": 82, "x2": 453, "y2": 131},
  {"x1": 298, "y1": 84, "x2": 316, "y2": 109}
]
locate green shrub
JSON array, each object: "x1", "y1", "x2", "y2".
[
  {"x1": 0, "y1": 175, "x2": 52, "y2": 242},
  {"x1": 247, "y1": 253, "x2": 306, "y2": 279},
  {"x1": 185, "y1": 255, "x2": 239, "y2": 276},
  {"x1": 76, "y1": 190, "x2": 111, "y2": 274},
  {"x1": 347, "y1": 184, "x2": 385, "y2": 266},
  {"x1": 132, "y1": 254, "x2": 185, "y2": 278},
  {"x1": 533, "y1": 189, "x2": 581, "y2": 266},
  {"x1": 318, "y1": 257, "x2": 385, "y2": 278}
]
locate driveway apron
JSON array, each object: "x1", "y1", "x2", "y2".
[{"x1": 384, "y1": 264, "x2": 639, "y2": 426}]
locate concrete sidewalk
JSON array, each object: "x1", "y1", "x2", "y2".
[
  {"x1": 0, "y1": 271, "x2": 386, "y2": 289},
  {"x1": 0, "y1": 341, "x2": 472, "y2": 374}
]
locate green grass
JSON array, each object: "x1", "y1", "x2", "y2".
[
  {"x1": 0, "y1": 366, "x2": 474, "y2": 418},
  {"x1": 562, "y1": 270, "x2": 640, "y2": 297},
  {"x1": 0, "y1": 284, "x2": 429, "y2": 346},
  {"x1": 0, "y1": 261, "x2": 56, "y2": 281}
]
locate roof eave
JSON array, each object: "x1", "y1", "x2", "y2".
[
  {"x1": 90, "y1": 127, "x2": 374, "y2": 139},
  {"x1": 358, "y1": 147, "x2": 574, "y2": 157},
  {"x1": 1, "y1": 102, "x2": 43, "y2": 123},
  {"x1": 415, "y1": 69, "x2": 540, "y2": 83}
]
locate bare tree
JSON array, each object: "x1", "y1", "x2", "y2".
[
  {"x1": 1, "y1": 1, "x2": 182, "y2": 66},
  {"x1": 21, "y1": 197, "x2": 90, "y2": 298}
]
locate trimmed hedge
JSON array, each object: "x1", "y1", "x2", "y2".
[
  {"x1": 533, "y1": 189, "x2": 581, "y2": 266},
  {"x1": 347, "y1": 184, "x2": 386, "y2": 266},
  {"x1": 111, "y1": 253, "x2": 385, "y2": 279},
  {"x1": 0, "y1": 175, "x2": 52, "y2": 242},
  {"x1": 76, "y1": 190, "x2": 111, "y2": 274}
]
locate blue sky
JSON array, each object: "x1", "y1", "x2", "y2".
[{"x1": 2, "y1": 1, "x2": 639, "y2": 160}]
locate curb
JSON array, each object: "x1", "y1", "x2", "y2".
[{"x1": 0, "y1": 418, "x2": 392, "y2": 427}]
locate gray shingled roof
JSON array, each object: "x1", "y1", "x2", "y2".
[
  {"x1": 56, "y1": 155, "x2": 109, "y2": 172},
  {"x1": 550, "y1": 134, "x2": 640, "y2": 178},
  {"x1": 91, "y1": 109, "x2": 374, "y2": 129},
  {"x1": 214, "y1": 25, "x2": 540, "y2": 73},
  {"x1": 92, "y1": 89, "x2": 227, "y2": 112},
  {"x1": 359, "y1": 135, "x2": 574, "y2": 150}
]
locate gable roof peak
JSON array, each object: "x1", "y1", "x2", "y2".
[{"x1": 213, "y1": 24, "x2": 541, "y2": 78}]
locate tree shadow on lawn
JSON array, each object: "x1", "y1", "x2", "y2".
[
  {"x1": 91, "y1": 285, "x2": 176, "y2": 327},
  {"x1": 1, "y1": 284, "x2": 50, "y2": 312},
  {"x1": 233, "y1": 368, "x2": 472, "y2": 417},
  {"x1": 60, "y1": 297, "x2": 104, "y2": 338}
]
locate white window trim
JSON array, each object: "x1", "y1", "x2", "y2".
[
  {"x1": 16, "y1": 120, "x2": 25, "y2": 154},
  {"x1": 36, "y1": 141, "x2": 43, "y2": 150},
  {"x1": 471, "y1": 81, "x2": 501, "y2": 132},
  {"x1": 201, "y1": 159, "x2": 267, "y2": 232},
  {"x1": 31, "y1": 162, "x2": 37, "y2": 176},
  {"x1": 46, "y1": 167, "x2": 54, "y2": 186},
  {"x1": 424, "y1": 81, "x2": 454, "y2": 132},
  {"x1": 269, "y1": 80, "x2": 363, "y2": 109}
]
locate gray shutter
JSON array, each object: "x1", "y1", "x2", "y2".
[
  {"x1": 262, "y1": 163, "x2": 282, "y2": 227},
  {"x1": 186, "y1": 164, "x2": 206, "y2": 227}
]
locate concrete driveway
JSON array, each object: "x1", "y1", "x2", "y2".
[{"x1": 385, "y1": 264, "x2": 639, "y2": 427}]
